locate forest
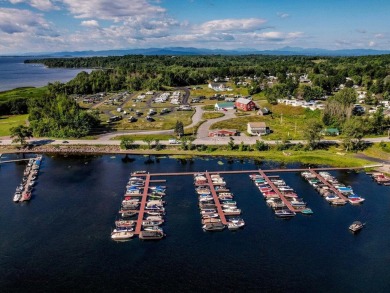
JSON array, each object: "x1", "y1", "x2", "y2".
[{"x1": 25, "y1": 54, "x2": 390, "y2": 97}]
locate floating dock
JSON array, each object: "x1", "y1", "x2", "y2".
[
  {"x1": 205, "y1": 172, "x2": 227, "y2": 225},
  {"x1": 134, "y1": 174, "x2": 151, "y2": 235}
]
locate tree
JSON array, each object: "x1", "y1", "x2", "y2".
[
  {"x1": 154, "y1": 139, "x2": 162, "y2": 151},
  {"x1": 227, "y1": 137, "x2": 235, "y2": 150},
  {"x1": 303, "y1": 121, "x2": 323, "y2": 150},
  {"x1": 120, "y1": 137, "x2": 134, "y2": 150},
  {"x1": 142, "y1": 137, "x2": 153, "y2": 149},
  {"x1": 174, "y1": 120, "x2": 184, "y2": 138},
  {"x1": 342, "y1": 118, "x2": 366, "y2": 151},
  {"x1": 254, "y1": 139, "x2": 269, "y2": 151},
  {"x1": 10, "y1": 125, "x2": 33, "y2": 147},
  {"x1": 186, "y1": 136, "x2": 195, "y2": 150}
]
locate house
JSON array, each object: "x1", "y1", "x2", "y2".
[
  {"x1": 235, "y1": 98, "x2": 256, "y2": 111},
  {"x1": 214, "y1": 102, "x2": 235, "y2": 110},
  {"x1": 322, "y1": 128, "x2": 340, "y2": 136},
  {"x1": 208, "y1": 82, "x2": 232, "y2": 91},
  {"x1": 257, "y1": 107, "x2": 270, "y2": 116},
  {"x1": 247, "y1": 122, "x2": 270, "y2": 136},
  {"x1": 208, "y1": 129, "x2": 238, "y2": 137}
]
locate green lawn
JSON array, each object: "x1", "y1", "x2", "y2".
[
  {"x1": 211, "y1": 104, "x2": 322, "y2": 140},
  {"x1": 0, "y1": 114, "x2": 29, "y2": 136},
  {"x1": 202, "y1": 112, "x2": 225, "y2": 120},
  {"x1": 0, "y1": 87, "x2": 47, "y2": 102}
]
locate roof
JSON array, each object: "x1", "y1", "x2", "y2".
[
  {"x1": 209, "y1": 129, "x2": 237, "y2": 133},
  {"x1": 236, "y1": 97, "x2": 253, "y2": 105},
  {"x1": 209, "y1": 82, "x2": 226, "y2": 87},
  {"x1": 323, "y1": 128, "x2": 339, "y2": 133},
  {"x1": 215, "y1": 102, "x2": 235, "y2": 108},
  {"x1": 248, "y1": 122, "x2": 267, "y2": 128}
]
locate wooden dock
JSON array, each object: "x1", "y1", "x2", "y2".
[
  {"x1": 134, "y1": 174, "x2": 151, "y2": 235},
  {"x1": 309, "y1": 169, "x2": 348, "y2": 201},
  {"x1": 133, "y1": 167, "x2": 362, "y2": 177},
  {"x1": 205, "y1": 172, "x2": 227, "y2": 225},
  {"x1": 0, "y1": 158, "x2": 31, "y2": 164},
  {"x1": 258, "y1": 170, "x2": 298, "y2": 213}
]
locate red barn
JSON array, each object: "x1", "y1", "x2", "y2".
[{"x1": 235, "y1": 98, "x2": 256, "y2": 111}]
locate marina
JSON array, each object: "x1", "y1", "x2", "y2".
[
  {"x1": 13, "y1": 155, "x2": 42, "y2": 203},
  {"x1": 1, "y1": 154, "x2": 390, "y2": 292}
]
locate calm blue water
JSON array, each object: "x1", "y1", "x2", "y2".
[
  {"x1": 1, "y1": 154, "x2": 390, "y2": 292},
  {"x1": 0, "y1": 57, "x2": 90, "y2": 91}
]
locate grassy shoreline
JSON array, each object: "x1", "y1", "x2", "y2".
[{"x1": 0, "y1": 144, "x2": 376, "y2": 169}]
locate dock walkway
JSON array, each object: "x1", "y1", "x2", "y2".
[
  {"x1": 309, "y1": 170, "x2": 348, "y2": 201},
  {"x1": 134, "y1": 174, "x2": 151, "y2": 235},
  {"x1": 205, "y1": 172, "x2": 227, "y2": 225},
  {"x1": 258, "y1": 170, "x2": 297, "y2": 213}
]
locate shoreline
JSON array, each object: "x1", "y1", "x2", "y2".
[{"x1": 0, "y1": 144, "x2": 386, "y2": 172}]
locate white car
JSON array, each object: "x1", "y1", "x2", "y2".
[{"x1": 168, "y1": 139, "x2": 180, "y2": 144}]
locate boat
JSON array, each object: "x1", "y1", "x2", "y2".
[
  {"x1": 139, "y1": 230, "x2": 164, "y2": 240},
  {"x1": 144, "y1": 226, "x2": 163, "y2": 232},
  {"x1": 301, "y1": 208, "x2": 314, "y2": 215},
  {"x1": 13, "y1": 192, "x2": 22, "y2": 202},
  {"x1": 349, "y1": 221, "x2": 364, "y2": 232},
  {"x1": 132, "y1": 170, "x2": 147, "y2": 174},
  {"x1": 120, "y1": 211, "x2": 137, "y2": 218},
  {"x1": 223, "y1": 208, "x2": 241, "y2": 216},
  {"x1": 202, "y1": 222, "x2": 225, "y2": 231},
  {"x1": 111, "y1": 230, "x2": 134, "y2": 241},
  {"x1": 142, "y1": 220, "x2": 163, "y2": 227},
  {"x1": 348, "y1": 197, "x2": 365, "y2": 205},
  {"x1": 330, "y1": 199, "x2": 347, "y2": 206},
  {"x1": 275, "y1": 209, "x2": 296, "y2": 218},
  {"x1": 146, "y1": 216, "x2": 164, "y2": 222},
  {"x1": 115, "y1": 220, "x2": 136, "y2": 228},
  {"x1": 201, "y1": 213, "x2": 219, "y2": 219},
  {"x1": 145, "y1": 211, "x2": 165, "y2": 216},
  {"x1": 227, "y1": 221, "x2": 245, "y2": 230},
  {"x1": 202, "y1": 218, "x2": 221, "y2": 224}
]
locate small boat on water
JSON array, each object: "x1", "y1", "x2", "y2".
[
  {"x1": 13, "y1": 192, "x2": 22, "y2": 202},
  {"x1": 115, "y1": 220, "x2": 136, "y2": 228},
  {"x1": 202, "y1": 222, "x2": 225, "y2": 231},
  {"x1": 144, "y1": 226, "x2": 163, "y2": 232},
  {"x1": 227, "y1": 221, "x2": 245, "y2": 230},
  {"x1": 142, "y1": 220, "x2": 163, "y2": 227},
  {"x1": 202, "y1": 218, "x2": 221, "y2": 224},
  {"x1": 132, "y1": 170, "x2": 147, "y2": 174},
  {"x1": 146, "y1": 216, "x2": 164, "y2": 222},
  {"x1": 349, "y1": 221, "x2": 364, "y2": 232},
  {"x1": 275, "y1": 209, "x2": 296, "y2": 218},
  {"x1": 111, "y1": 230, "x2": 134, "y2": 241},
  {"x1": 120, "y1": 211, "x2": 137, "y2": 218},
  {"x1": 301, "y1": 208, "x2": 314, "y2": 215},
  {"x1": 139, "y1": 230, "x2": 164, "y2": 240}
]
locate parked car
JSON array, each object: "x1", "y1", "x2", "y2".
[
  {"x1": 169, "y1": 139, "x2": 180, "y2": 144},
  {"x1": 128, "y1": 116, "x2": 137, "y2": 122},
  {"x1": 146, "y1": 116, "x2": 155, "y2": 122}
]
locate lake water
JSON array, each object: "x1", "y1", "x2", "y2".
[
  {"x1": 0, "y1": 57, "x2": 90, "y2": 92},
  {"x1": 1, "y1": 154, "x2": 390, "y2": 292}
]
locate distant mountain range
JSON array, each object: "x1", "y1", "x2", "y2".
[{"x1": 18, "y1": 46, "x2": 390, "y2": 57}]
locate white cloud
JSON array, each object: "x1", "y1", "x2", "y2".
[
  {"x1": 62, "y1": 0, "x2": 165, "y2": 20},
  {"x1": 277, "y1": 12, "x2": 289, "y2": 19},
  {"x1": 0, "y1": 8, "x2": 56, "y2": 35},
  {"x1": 375, "y1": 33, "x2": 384, "y2": 39},
  {"x1": 9, "y1": 0, "x2": 57, "y2": 11},
  {"x1": 81, "y1": 20, "x2": 99, "y2": 28},
  {"x1": 368, "y1": 41, "x2": 375, "y2": 47},
  {"x1": 197, "y1": 18, "x2": 267, "y2": 33}
]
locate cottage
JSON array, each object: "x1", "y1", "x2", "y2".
[
  {"x1": 208, "y1": 82, "x2": 232, "y2": 92},
  {"x1": 208, "y1": 129, "x2": 238, "y2": 137},
  {"x1": 235, "y1": 98, "x2": 256, "y2": 111},
  {"x1": 247, "y1": 122, "x2": 270, "y2": 136},
  {"x1": 214, "y1": 102, "x2": 235, "y2": 111},
  {"x1": 321, "y1": 128, "x2": 340, "y2": 136}
]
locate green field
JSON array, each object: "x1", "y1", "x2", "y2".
[
  {"x1": 0, "y1": 87, "x2": 47, "y2": 102},
  {"x1": 211, "y1": 104, "x2": 321, "y2": 140},
  {"x1": 202, "y1": 112, "x2": 225, "y2": 120},
  {"x1": 0, "y1": 114, "x2": 29, "y2": 136}
]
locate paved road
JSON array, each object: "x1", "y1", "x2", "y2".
[{"x1": 197, "y1": 109, "x2": 236, "y2": 139}]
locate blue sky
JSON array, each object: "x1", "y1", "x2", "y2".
[{"x1": 0, "y1": 0, "x2": 389, "y2": 54}]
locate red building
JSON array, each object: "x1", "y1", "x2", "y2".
[
  {"x1": 235, "y1": 98, "x2": 256, "y2": 111},
  {"x1": 208, "y1": 129, "x2": 238, "y2": 137}
]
